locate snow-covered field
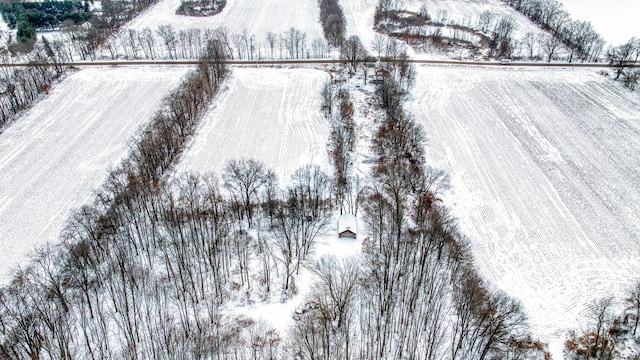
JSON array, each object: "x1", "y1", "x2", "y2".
[
  {"x1": 123, "y1": 0, "x2": 323, "y2": 41},
  {"x1": 407, "y1": 66, "x2": 640, "y2": 342},
  {"x1": 177, "y1": 66, "x2": 337, "y2": 333},
  {"x1": 178, "y1": 67, "x2": 330, "y2": 182},
  {"x1": 342, "y1": 0, "x2": 379, "y2": 50},
  {"x1": 0, "y1": 66, "x2": 188, "y2": 281},
  {"x1": 560, "y1": 0, "x2": 639, "y2": 45}
]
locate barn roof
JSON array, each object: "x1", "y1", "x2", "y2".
[{"x1": 338, "y1": 213, "x2": 357, "y2": 236}]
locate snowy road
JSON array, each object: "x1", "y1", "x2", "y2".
[
  {"x1": 408, "y1": 66, "x2": 640, "y2": 339},
  {"x1": 0, "y1": 66, "x2": 188, "y2": 280},
  {"x1": 178, "y1": 67, "x2": 330, "y2": 182}
]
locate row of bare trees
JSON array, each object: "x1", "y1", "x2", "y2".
[
  {"x1": 500, "y1": 0, "x2": 604, "y2": 62},
  {"x1": 0, "y1": 41, "x2": 234, "y2": 359},
  {"x1": 0, "y1": 38, "x2": 65, "y2": 131},
  {"x1": 324, "y1": 82, "x2": 359, "y2": 216},
  {"x1": 50, "y1": 24, "x2": 329, "y2": 61},
  {"x1": 318, "y1": 0, "x2": 346, "y2": 47}
]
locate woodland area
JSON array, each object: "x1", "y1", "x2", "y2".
[
  {"x1": 0, "y1": 39, "x2": 547, "y2": 358},
  {"x1": 0, "y1": 0, "x2": 640, "y2": 358}
]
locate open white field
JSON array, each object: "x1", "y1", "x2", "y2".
[
  {"x1": 0, "y1": 66, "x2": 188, "y2": 280},
  {"x1": 178, "y1": 67, "x2": 330, "y2": 182},
  {"x1": 407, "y1": 66, "x2": 640, "y2": 339},
  {"x1": 124, "y1": 0, "x2": 323, "y2": 41}
]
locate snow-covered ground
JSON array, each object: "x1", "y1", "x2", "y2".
[
  {"x1": 407, "y1": 65, "x2": 640, "y2": 345},
  {"x1": 123, "y1": 0, "x2": 323, "y2": 41},
  {"x1": 343, "y1": 0, "x2": 553, "y2": 59},
  {"x1": 229, "y1": 233, "x2": 362, "y2": 335},
  {"x1": 178, "y1": 67, "x2": 330, "y2": 182},
  {"x1": 342, "y1": 0, "x2": 379, "y2": 51},
  {"x1": 0, "y1": 66, "x2": 188, "y2": 281},
  {"x1": 176, "y1": 66, "x2": 357, "y2": 333},
  {"x1": 560, "y1": 0, "x2": 639, "y2": 45}
]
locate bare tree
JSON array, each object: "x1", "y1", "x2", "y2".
[
  {"x1": 273, "y1": 165, "x2": 333, "y2": 290},
  {"x1": 523, "y1": 32, "x2": 536, "y2": 59},
  {"x1": 478, "y1": 10, "x2": 494, "y2": 33},
  {"x1": 341, "y1": 35, "x2": 369, "y2": 74},
  {"x1": 542, "y1": 35, "x2": 561, "y2": 62},
  {"x1": 607, "y1": 40, "x2": 636, "y2": 80},
  {"x1": 244, "y1": 320, "x2": 281, "y2": 360},
  {"x1": 370, "y1": 33, "x2": 386, "y2": 58},
  {"x1": 266, "y1": 31, "x2": 277, "y2": 59},
  {"x1": 625, "y1": 280, "x2": 640, "y2": 337},
  {"x1": 223, "y1": 158, "x2": 275, "y2": 226},
  {"x1": 157, "y1": 24, "x2": 177, "y2": 59}
]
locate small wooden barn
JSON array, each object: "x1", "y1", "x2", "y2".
[{"x1": 338, "y1": 213, "x2": 357, "y2": 239}]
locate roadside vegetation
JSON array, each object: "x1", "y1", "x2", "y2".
[{"x1": 0, "y1": 39, "x2": 65, "y2": 132}]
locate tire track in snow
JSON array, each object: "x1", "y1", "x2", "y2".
[
  {"x1": 175, "y1": 68, "x2": 330, "y2": 183},
  {"x1": 0, "y1": 66, "x2": 189, "y2": 281}
]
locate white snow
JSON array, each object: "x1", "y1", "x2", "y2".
[
  {"x1": 560, "y1": 0, "x2": 639, "y2": 45},
  {"x1": 407, "y1": 65, "x2": 640, "y2": 344},
  {"x1": 342, "y1": 0, "x2": 380, "y2": 51},
  {"x1": 178, "y1": 67, "x2": 330, "y2": 182},
  {"x1": 123, "y1": 0, "x2": 323, "y2": 41},
  {"x1": 231, "y1": 229, "x2": 362, "y2": 335},
  {"x1": 0, "y1": 66, "x2": 189, "y2": 281}
]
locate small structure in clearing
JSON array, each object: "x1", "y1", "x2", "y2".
[{"x1": 338, "y1": 213, "x2": 357, "y2": 239}]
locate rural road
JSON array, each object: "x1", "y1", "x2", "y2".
[{"x1": 0, "y1": 58, "x2": 636, "y2": 68}]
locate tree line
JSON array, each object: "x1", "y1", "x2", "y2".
[
  {"x1": 39, "y1": 25, "x2": 331, "y2": 62},
  {"x1": 500, "y1": 0, "x2": 604, "y2": 62},
  {"x1": 0, "y1": 38, "x2": 65, "y2": 132},
  {"x1": 0, "y1": 1, "x2": 91, "y2": 34},
  {"x1": 176, "y1": 0, "x2": 225, "y2": 17},
  {"x1": 318, "y1": 0, "x2": 346, "y2": 47}
]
